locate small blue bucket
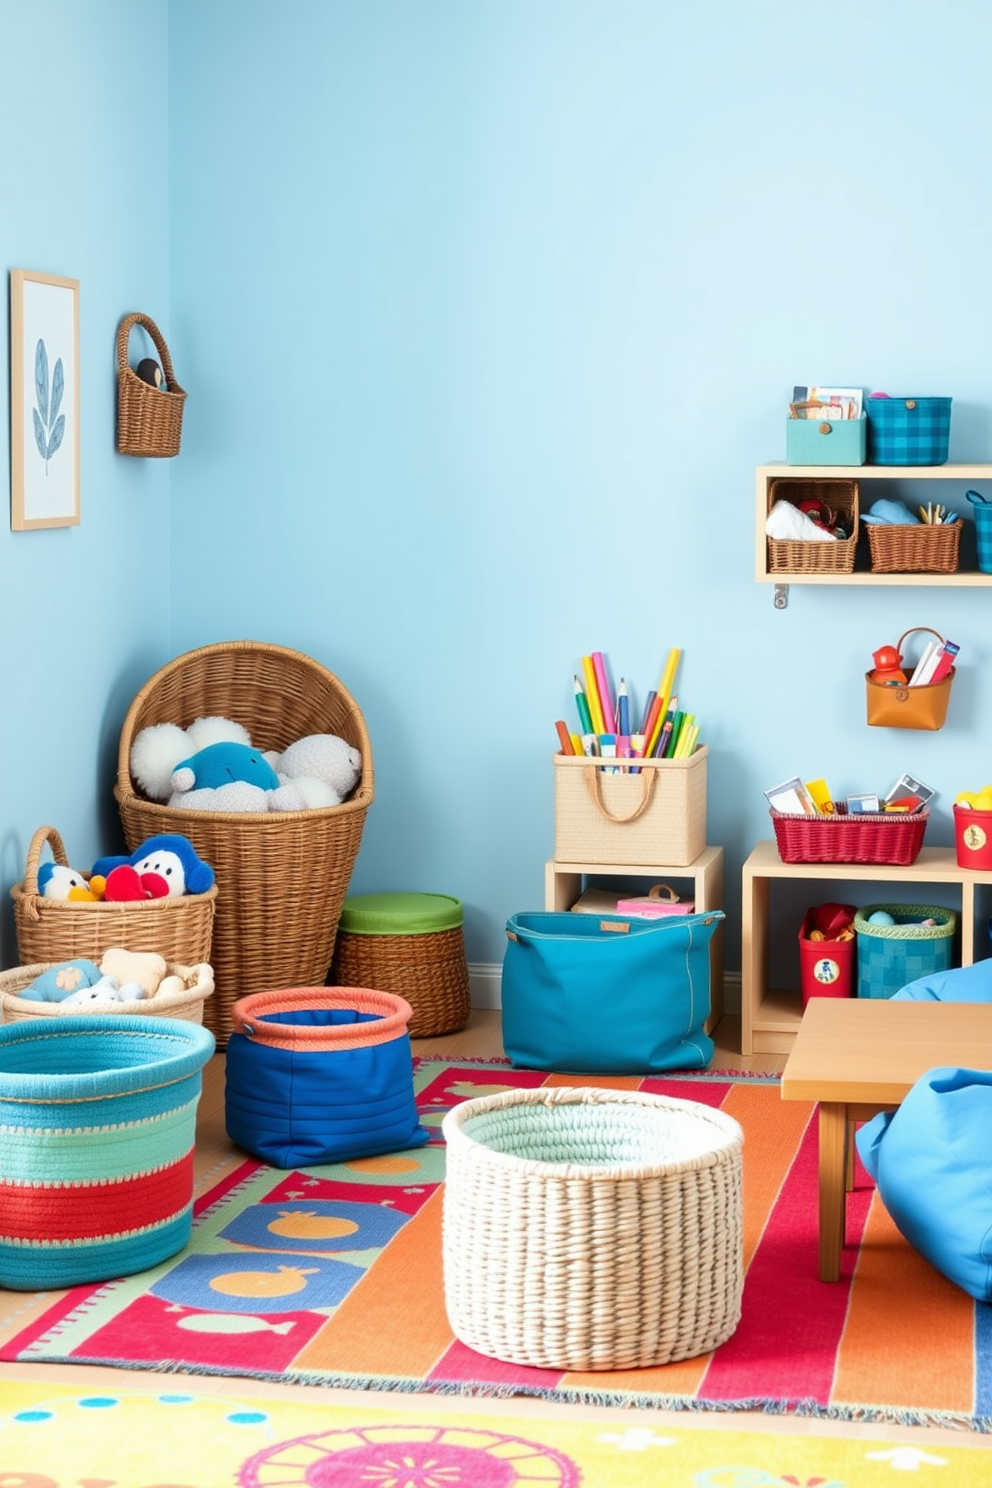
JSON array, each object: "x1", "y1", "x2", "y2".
[
  {"x1": 866, "y1": 397, "x2": 951, "y2": 465},
  {"x1": 966, "y1": 490, "x2": 992, "y2": 573}
]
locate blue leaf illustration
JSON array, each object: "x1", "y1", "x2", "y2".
[
  {"x1": 33, "y1": 408, "x2": 47, "y2": 460},
  {"x1": 50, "y1": 358, "x2": 64, "y2": 426},
  {"x1": 46, "y1": 414, "x2": 65, "y2": 461},
  {"x1": 35, "y1": 340, "x2": 49, "y2": 425}
]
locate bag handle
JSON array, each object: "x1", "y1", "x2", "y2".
[
  {"x1": 895, "y1": 626, "x2": 944, "y2": 655},
  {"x1": 116, "y1": 312, "x2": 181, "y2": 392},
  {"x1": 23, "y1": 825, "x2": 69, "y2": 895},
  {"x1": 582, "y1": 763, "x2": 656, "y2": 823},
  {"x1": 647, "y1": 883, "x2": 679, "y2": 903}
]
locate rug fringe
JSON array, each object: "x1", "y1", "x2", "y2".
[{"x1": 47, "y1": 1357, "x2": 990, "y2": 1432}]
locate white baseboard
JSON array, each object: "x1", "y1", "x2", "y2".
[{"x1": 470, "y1": 964, "x2": 741, "y2": 1015}]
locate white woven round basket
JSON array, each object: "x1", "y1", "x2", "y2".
[{"x1": 441, "y1": 1084, "x2": 743, "y2": 1372}]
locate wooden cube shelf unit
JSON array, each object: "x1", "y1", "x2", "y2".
[
  {"x1": 544, "y1": 845, "x2": 725, "y2": 1034},
  {"x1": 741, "y1": 841, "x2": 992, "y2": 1055}
]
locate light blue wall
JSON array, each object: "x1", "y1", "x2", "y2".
[
  {"x1": 0, "y1": 1, "x2": 173, "y2": 966},
  {"x1": 3, "y1": 3, "x2": 990, "y2": 981},
  {"x1": 166, "y1": 0, "x2": 992, "y2": 972}
]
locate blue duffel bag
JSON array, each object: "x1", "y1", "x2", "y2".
[{"x1": 501, "y1": 909, "x2": 723, "y2": 1074}]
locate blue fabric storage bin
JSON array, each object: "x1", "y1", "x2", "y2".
[
  {"x1": 225, "y1": 986, "x2": 428, "y2": 1168},
  {"x1": 501, "y1": 909, "x2": 723, "y2": 1073},
  {"x1": 786, "y1": 417, "x2": 866, "y2": 466},
  {"x1": 865, "y1": 397, "x2": 952, "y2": 465},
  {"x1": 854, "y1": 904, "x2": 957, "y2": 1000}
]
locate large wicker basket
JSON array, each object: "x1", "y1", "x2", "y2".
[
  {"x1": 0, "y1": 960, "x2": 214, "y2": 1025},
  {"x1": 441, "y1": 1085, "x2": 744, "y2": 1371},
  {"x1": 11, "y1": 826, "x2": 217, "y2": 968},
  {"x1": 115, "y1": 640, "x2": 374, "y2": 1045},
  {"x1": 116, "y1": 312, "x2": 187, "y2": 458}
]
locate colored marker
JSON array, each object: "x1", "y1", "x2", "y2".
[
  {"x1": 573, "y1": 676, "x2": 594, "y2": 736},
  {"x1": 581, "y1": 655, "x2": 606, "y2": 735},
  {"x1": 616, "y1": 678, "x2": 630, "y2": 737},
  {"x1": 638, "y1": 689, "x2": 657, "y2": 734},
  {"x1": 591, "y1": 652, "x2": 614, "y2": 738},
  {"x1": 555, "y1": 720, "x2": 576, "y2": 755}
]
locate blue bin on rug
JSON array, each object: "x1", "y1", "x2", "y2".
[
  {"x1": 224, "y1": 985, "x2": 429, "y2": 1168},
  {"x1": 501, "y1": 909, "x2": 723, "y2": 1073}
]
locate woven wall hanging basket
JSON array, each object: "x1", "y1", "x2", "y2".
[
  {"x1": 0, "y1": 959, "x2": 214, "y2": 1026},
  {"x1": 115, "y1": 640, "x2": 374, "y2": 1045},
  {"x1": 116, "y1": 311, "x2": 187, "y2": 457},
  {"x1": 10, "y1": 825, "x2": 217, "y2": 968},
  {"x1": 0, "y1": 1014, "x2": 214, "y2": 1290},
  {"x1": 441, "y1": 1085, "x2": 744, "y2": 1371}
]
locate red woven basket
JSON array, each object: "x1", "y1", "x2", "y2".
[{"x1": 770, "y1": 806, "x2": 928, "y2": 866}]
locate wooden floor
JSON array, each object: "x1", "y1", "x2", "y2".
[{"x1": 0, "y1": 1010, "x2": 986, "y2": 1450}]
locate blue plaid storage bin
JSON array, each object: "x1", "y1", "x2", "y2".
[
  {"x1": 865, "y1": 397, "x2": 952, "y2": 465},
  {"x1": 854, "y1": 904, "x2": 957, "y2": 1000}
]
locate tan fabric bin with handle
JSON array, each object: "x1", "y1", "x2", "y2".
[{"x1": 552, "y1": 747, "x2": 707, "y2": 867}]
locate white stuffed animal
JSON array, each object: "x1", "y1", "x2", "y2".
[
  {"x1": 131, "y1": 716, "x2": 252, "y2": 802},
  {"x1": 264, "y1": 734, "x2": 363, "y2": 811},
  {"x1": 61, "y1": 975, "x2": 146, "y2": 1007}
]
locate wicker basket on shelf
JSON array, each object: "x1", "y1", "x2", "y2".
[
  {"x1": 114, "y1": 640, "x2": 374, "y2": 1045},
  {"x1": 865, "y1": 519, "x2": 962, "y2": 574},
  {"x1": 766, "y1": 477, "x2": 860, "y2": 574},
  {"x1": 10, "y1": 825, "x2": 217, "y2": 968},
  {"x1": 0, "y1": 959, "x2": 214, "y2": 1025},
  {"x1": 770, "y1": 805, "x2": 928, "y2": 866},
  {"x1": 116, "y1": 312, "x2": 187, "y2": 457}
]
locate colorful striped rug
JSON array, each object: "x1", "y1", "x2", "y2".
[{"x1": 3, "y1": 1058, "x2": 990, "y2": 1432}]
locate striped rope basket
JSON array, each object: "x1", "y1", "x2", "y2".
[
  {"x1": 0, "y1": 1015, "x2": 214, "y2": 1290},
  {"x1": 441, "y1": 1085, "x2": 744, "y2": 1371},
  {"x1": 0, "y1": 959, "x2": 214, "y2": 1025}
]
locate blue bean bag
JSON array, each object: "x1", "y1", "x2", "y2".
[
  {"x1": 856, "y1": 1066, "x2": 992, "y2": 1301},
  {"x1": 891, "y1": 958, "x2": 992, "y2": 1003}
]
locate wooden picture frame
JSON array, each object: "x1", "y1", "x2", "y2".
[{"x1": 10, "y1": 269, "x2": 80, "y2": 530}]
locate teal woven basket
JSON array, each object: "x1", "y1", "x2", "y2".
[
  {"x1": 854, "y1": 905, "x2": 957, "y2": 1001},
  {"x1": 0, "y1": 1014, "x2": 215, "y2": 1290}
]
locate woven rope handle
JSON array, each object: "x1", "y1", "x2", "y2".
[
  {"x1": 23, "y1": 825, "x2": 69, "y2": 894},
  {"x1": 116, "y1": 312, "x2": 179, "y2": 388},
  {"x1": 582, "y1": 764, "x2": 656, "y2": 823}
]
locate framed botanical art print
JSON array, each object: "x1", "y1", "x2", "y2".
[{"x1": 9, "y1": 268, "x2": 80, "y2": 530}]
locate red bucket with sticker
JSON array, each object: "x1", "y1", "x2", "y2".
[
  {"x1": 954, "y1": 805, "x2": 992, "y2": 870},
  {"x1": 799, "y1": 904, "x2": 856, "y2": 1007}
]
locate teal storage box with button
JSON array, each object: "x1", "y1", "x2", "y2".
[{"x1": 787, "y1": 417, "x2": 866, "y2": 466}]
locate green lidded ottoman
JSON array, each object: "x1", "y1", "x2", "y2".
[
  {"x1": 854, "y1": 904, "x2": 957, "y2": 1001},
  {"x1": 331, "y1": 892, "x2": 470, "y2": 1038}
]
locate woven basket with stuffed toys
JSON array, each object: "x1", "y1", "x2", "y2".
[
  {"x1": 0, "y1": 951, "x2": 214, "y2": 1025},
  {"x1": 114, "y1": 640, "x2": 374, "y2": 1044},
  {"x1": 11, "y1": 825, "x2": 217, "y2": 969}
]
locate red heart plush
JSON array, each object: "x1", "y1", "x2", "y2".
[
  {"x1": 139, "y1": 872, "x2": 170, "y2": 900},
  {"x1": 103, "y1": 864, "x2": 146, "y2": 902}
]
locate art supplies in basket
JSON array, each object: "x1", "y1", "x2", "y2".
[
  {"x1": 865, "y1": 627, "x2": 958, "y2": 730},
  {"x1": 766, "y1": 770, "x2": 931, "y2": 865},
  {"x1": 557, "y1": 647, "x2": 700, "y2": 763}
]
